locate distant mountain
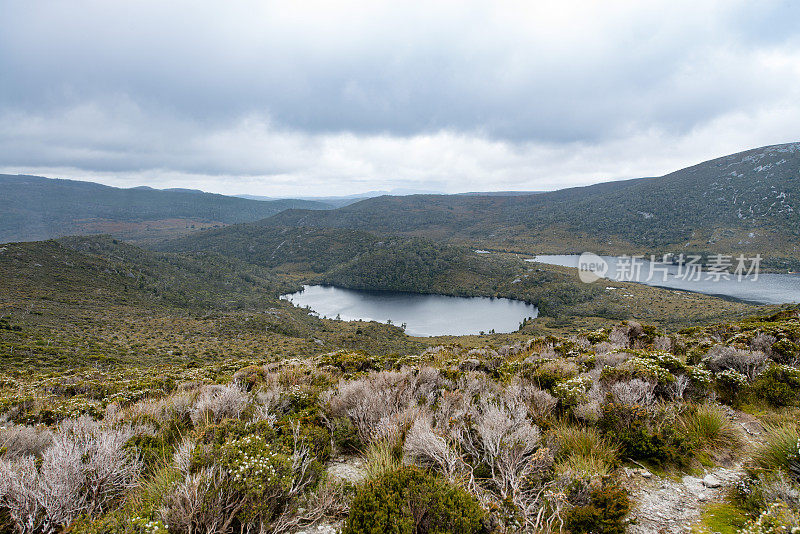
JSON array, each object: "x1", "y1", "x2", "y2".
[
  {"x1": 0, "y1": 174, "x2": 331, "y2": 243},
  {"x1": 235, "y1": 188, "x2": 443, "y2": 208},
  {"x1": 456, "y1": 190, "x2": 547, "y2": 196},
  {"x1": 258, "y1": 143, "x2": 800, "y2": 262}
]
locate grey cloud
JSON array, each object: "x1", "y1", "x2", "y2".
[
  {"x1": 1, "y1": 1, "x2": 798, "y2": 141},
  {"x1": 0, "y1": 1, "x2": 799, "y2": 195}
]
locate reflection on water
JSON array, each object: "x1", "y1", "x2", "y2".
[{"x1": 281, "y1": 285, "x2": 538, "y2": 337}]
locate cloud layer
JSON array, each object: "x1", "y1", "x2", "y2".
[{"x1": 1, "y1": 1, "x2": 799, "y2": 195}]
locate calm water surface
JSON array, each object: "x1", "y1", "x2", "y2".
[
  {"x1": 281, "y1": 285, "x2": 538, "y2": 337},
  {"x1": 528, "y1": 255, "x2": 800, "y2": 305}
]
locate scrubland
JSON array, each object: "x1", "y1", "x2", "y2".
[{"x1": 2, "y1": 308, "x2": 800, "y2": 533}]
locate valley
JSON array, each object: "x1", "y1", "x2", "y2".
[{"x1": 1, "y1": 143, "x2": 799, "y2": 534}]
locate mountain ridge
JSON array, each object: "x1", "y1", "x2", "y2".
[
  {"x1": 255, "y1": 142, "x2": 800, "y2": 261},
  {"x1": 0, "y1": 174, "x2": 331, "y2": 243}
]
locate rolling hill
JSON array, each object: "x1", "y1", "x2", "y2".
[
  {"x1": 0, "y1": 174, "x2": 331, "y2": 243},
  {"x1": 259, "y1": 143, "x2": 800, "y2": 262}
]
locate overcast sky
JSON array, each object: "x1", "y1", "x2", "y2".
[{"x1": 1, "y1": 1, "x2": 799, "y2": 196}]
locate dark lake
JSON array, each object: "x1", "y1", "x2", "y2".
[{"x1": 281, "y1": 285, "x2": 539, "y2": 337}]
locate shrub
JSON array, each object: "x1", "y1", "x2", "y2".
[
  {"x1": 734, "y1": 471, "x2": 800, "y2": 518},
  {"x1": 329, "y1": 416, "x2": 361, "y2": 452},
  {"x1": 563, "y1": 480, "x2": 630, "y2": 534},
  {"x1": 232, "y1": 365, "x2": 268, "y2": 391},
  {"x1": 320, "y1": 351, "x2": 379, "y2": 373},
  {"x1": 608, "y1": 379, "x2": 656, "y2": 407},
  {"x1": 599, "y1": 403, "x2": 690, "y2": 466},
  {"x1": 217, "y1": 434, "x2": 294, "y2": 523},
  {"x1": 0, "y1": 417, "x2": 142, "y2": 533},
  {"x1": 553, "y1": 376, "x2": 592, "y2": 407},
  {"x1": 531, "y1": 360, "x2": 579, "y2": 391},
  {"x1": 738, "y1": 502, "x2": 800, "y2": 533},
  {"x1": 0, "y1": 424, "x2": 53, "y2": 459},
  {"x1": 771, "y1": 339, "x2": 800, "y2": 364},
  {"x1": 322, "y1": 368, "x2": 443, "y2": 445},
  {"x1": 507, "y1": 379, "x2": 558, "y2": 422},
  {"x1": 342, "y1": 467, "x2": 485, "y2": 534},
  {"x1": 706, "y1": 346, "x2": 768, "y2": 380},
  {"x1": 715, "y1": 369, "x2": 749, "y2": 405},
  {"x1": 750, "y1": 333, "x2": 777, "y2": 354},
  {"x1": 190, "y1": 384, "x2": 250, "y2": 426},
  {"x1": 600, "y1": 356, "x2": 675, "y2": 386},
  {"x1": 168, "y1": 426, "x2": 319, "y2": 533},
  {"x1": 750, "y1": 366, "x2": 800, "y2": 407}
]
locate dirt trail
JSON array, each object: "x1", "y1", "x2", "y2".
[
  {"x1": 301, "y1": 411, "x2": 766, "y2": 533},
  {"x1": 626, "y1": 409, "x2": 764, "y2": 533}
]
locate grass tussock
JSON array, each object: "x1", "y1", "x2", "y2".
[
  {"x1": 362, "y1": 439, "x2": 402, "y2": 481},
  {"x1": 680, "y1": 404, "x2": 744, "y2": 454},
  {"x1": 752, "y1": 424, "x2": 800, "y2": 472},
  {"x1": 550, "y1": 423, "x2": 618, "y2": 478}
]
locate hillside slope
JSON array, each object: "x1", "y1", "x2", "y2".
[
  {"x1": 0, "y1": 174, "x2": 330, "y2": 243},
  {"x1": 261, "y1": 143, "x2": 800, "y2": 259}
]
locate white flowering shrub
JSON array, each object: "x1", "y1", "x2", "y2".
[
  {"x1": 553, "y1": 376, "x2": 592, "y2": 407},
  {"x1": 130, "y1": 515, "x2": 169, "y2": 534},
  {"x1": 738, "y1": 502, "x2": 800, "y2": 533},
  {"x1": 219, "y1": 435, "x2": 292, "y2": 498}
]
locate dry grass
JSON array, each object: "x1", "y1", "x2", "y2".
[
  {"x1": 550, "y1": 423, "x2": 618, "y2": 479},
  {"x1": 679, "y1": 404, "x2": 744, "y2": 455},
  {"x1": 752, "y1": 424, "x2": 800, "y2": 472}
]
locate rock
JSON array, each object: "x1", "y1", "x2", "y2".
[
  {"x1": 294, "y1": 522, "x2": 342, "y2": 534},
  {"x1": 327, "y1": 457, "x2": 366, "y2": 484},
  {"x1": 702, "y1": 474, "x2": 722, "y2": 488},
  {"x1": 640, "y1": 469, "x2": 652, "y2": 479},
  {"x1": 623, "y1": 467, "x2": 634, "y2": 477}
]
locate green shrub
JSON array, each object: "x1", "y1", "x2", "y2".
[
  {"x1": 563, "y1": 480, "x2": 630, "y2": 534},
  {"x1": 715, "y1": 369, "x2": 749, "y2": 405},
  {"x1": 330, "y1": 416, "x2": 361, "y2": 452},
  {"x1": 750, "y1": 366, "x2": 800, "y2": 407},
  {"x1": 275, "y1": 417, "x2": 332, "y2": 462},
  {"x1": 599, "y1": 403, "x2": 690, "y2": 466},
  {"x1": 532, "y1": 360, "x2": 579, "y2": 391},
  {"x1": 771, "y1": 339, "x2": 799, "y2": 363},
  {"x1": 343, "y1": 467, "x2": 486, "y2": 534},
  {"x1": 320, "y1": 351, "x2": 379, "y2": 373},
  {"x1": 233, "y1": 365, "x2": 268, "y2": 390}
]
